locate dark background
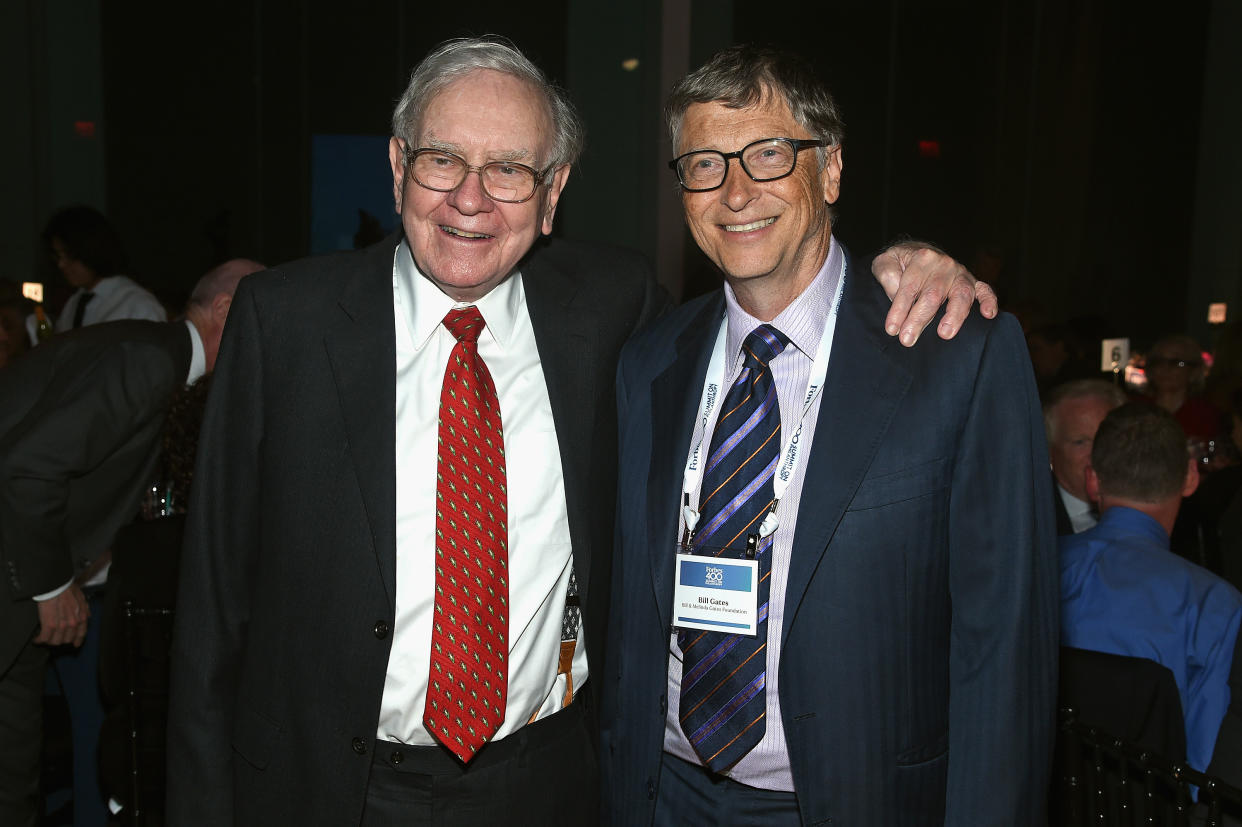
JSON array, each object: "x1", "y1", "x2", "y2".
[{"x1": 3, "y1": 0, "x2": 1238, "y2": 351}]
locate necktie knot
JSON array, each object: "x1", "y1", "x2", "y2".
[
  {"x1": 741, "y1": 324, "x2": 790, "y2": 369},
  {"x1": 444, "y1": 307, "x2": 486, "y2": 343}
]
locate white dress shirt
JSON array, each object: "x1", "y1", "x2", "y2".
[
  {"x1": 663, "y1": 239, "x2": 844, "y2": 791},
  {"x1": 54, "y1": 275, "x2": 166, "y2": 332},
  {"x1": 1059, "y1": 484, "x2": 1098, "y2": 534},
  {"x1": 378, "y1": 241, "x2": 585, "y2": 745}
]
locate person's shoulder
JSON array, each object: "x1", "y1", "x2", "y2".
[
  {"x1": 258, "y1": 237, "x2": 392, "y2": 284},
  {"x1": 524, "y1": 236, "x2": 652, "y2": 280},
  {"x1": 521, "y1": 237, "x2": 657, "y2": 309},
  {"x1": 621, "y1": 290, "x2": 721, "y2": 365},
  {"x1": 242, "y1": 236, "x2": 398, "y2": 306},
  {"x1": 842, "y1": 250, "x2": 1017, "y2": 359}
]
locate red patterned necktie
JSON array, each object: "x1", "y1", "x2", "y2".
[{"x1": 424, "y1": 306, "x2": 508, "y2": 763}]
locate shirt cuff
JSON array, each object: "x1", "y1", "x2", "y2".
[{"x1": 33, "y1": 579, "x2": 73, "y2": 601}]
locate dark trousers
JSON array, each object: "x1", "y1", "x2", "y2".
[
  {"x1": 361, "y1": 698, "x2": 598, "y2": 826},
  {"x1": 0, "y1": 640, "x2": 47, "y2": 827},
  {"x1": 45, "y1": 589, "x2": 107, "y2": 826},
  {"x1": 653, "y1": 752, "x2": 801, "y2": 826}
]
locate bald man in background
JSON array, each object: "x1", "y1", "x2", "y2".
[{"x1": 0, "y1": 258, "x2": 262, "y2": 826}]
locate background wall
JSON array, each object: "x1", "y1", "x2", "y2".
[{"x1": 3, "y1": 0, "x2": 1237, "y2": 351}]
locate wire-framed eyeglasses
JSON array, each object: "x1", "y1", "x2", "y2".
[{"x1": 404, "y1": 147, "x2": 553, "y2": 203}]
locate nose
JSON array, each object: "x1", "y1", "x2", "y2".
[
  {"x1": 719, "y1": 157, "x2": 758, "y2": 211},
  {"x1": 446, "y1": 168, "x2": 494, "y2": 215}
]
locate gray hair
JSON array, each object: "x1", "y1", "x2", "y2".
[
  {"x1": 391, "y1": 37, "x2": 585, "y2": 170},
  {"x1": 1042, "y1": 378, "x2": 1128, "y2": 443},
  {"x1": 665, "y1": 44, "x2": 845, "y2": 160}
]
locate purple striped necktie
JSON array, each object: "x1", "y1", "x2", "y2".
[{"x1": 679, "y1": 323, "x2": 788, "y2": 772}]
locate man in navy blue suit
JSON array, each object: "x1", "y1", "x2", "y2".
[{"x1": 602, "y1": 45, "x2": 1058, "y2": 825}]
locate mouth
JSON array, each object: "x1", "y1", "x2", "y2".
[
  {"x1": 440, "y1": 225, "x2": 493, "y2": 240},
  {"x1": 723, "y1": 217, "x2": 777, "y2": 233}
]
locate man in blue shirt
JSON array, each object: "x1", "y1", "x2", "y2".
[{"x1": 1060, "y1": 402, "x2": 1242, "y2": 772}]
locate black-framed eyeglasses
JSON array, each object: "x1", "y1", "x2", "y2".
[
  {"x1": 403, "y1": 147, "x2": 553, "y2": 204},
  {"x1": 668, "y1": 138, "x2": 828, "y2": 192},
  {"x1": 1145, "y1": 356, "x2": 1200, "y2": 370}
]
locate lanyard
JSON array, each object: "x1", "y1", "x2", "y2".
[{"x1": 681, "y1": 268, "x2": 845, "y2": 544}]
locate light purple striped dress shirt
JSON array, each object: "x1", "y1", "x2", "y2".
[{"x1": 663, "y1": 238, "x2": 844, "y2": 791}]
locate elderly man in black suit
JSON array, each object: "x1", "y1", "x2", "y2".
[
  {"x1": 0, "y1": 258, "x2": 260, "y2": 827},
  {"x1": 165, "y1": 37, "x2": 992, "y2": 826}
]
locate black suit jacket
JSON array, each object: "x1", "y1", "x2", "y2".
[
  {"x1": 602, "y1": 253, "x2": 1059, "y2": 825},
  {"x1": 0, "y1": 320, "x2": 191, "y2": 671},
  {"x1": 165, "y1": 234, "x2": 665, "y2": 824}
]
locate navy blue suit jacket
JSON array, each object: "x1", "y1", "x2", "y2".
[{"x1": 602, "y1": 252, "x2": 1059, "y2": 826}]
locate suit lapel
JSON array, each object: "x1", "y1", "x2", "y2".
[
  {"x1": 781, "y1": 263, "x2": 912, "y2": 641},
  {"x1": 648, "y1": 295, "x2": 725, "y2": 634},
  {"x1": 324, "y1": 239, "x2": 399, "y2": 607},
  {"x1": 522, "y1": 249, "x2": 598, "y2": 597}
]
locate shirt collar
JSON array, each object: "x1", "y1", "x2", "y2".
[
  {"x1": 1058, "y1": 484, "x2": 1093, "y2": 518},
  {"x1": 83, "y1": 275, "x2": 122, "y2": 299},
  {"x1": 721, "y1": 235, "x2": 843, "y2": 366},
  {"x1": 184, "y1": 318, "x2": 206, "y2": 385},
  {"x1": 394, "y1": 239, "x2": 521, "y2": 349},
  {"x1": 1095, "y1": 505, "x2": 1170, "y2": 545}
]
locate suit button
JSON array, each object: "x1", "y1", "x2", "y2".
[
  {"x1": 646, "y1": 778, "x2": 655, "y2": 800},
  {"x1": 390, "y1": 750, "x2": 404, "y2": 765},
  {"x1": 352, "y1": 737, "x2": 367, "y2": 755},
  {"x1": 374, "y1": 620, "x2": 390, "y2": 639},
  {"x1": 659, "y1": 694, "x2": 666, "y2": 714}
]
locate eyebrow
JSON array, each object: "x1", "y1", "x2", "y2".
[{"x1": 421, "y1": 137, "x2": 537, "y2": 164}]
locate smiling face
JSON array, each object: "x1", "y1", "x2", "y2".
[
  {"x1": 677, "y1": 95, "x2": 841, "y2": 315},
  {"x1": 388, "y1": 69, "x2": 570, "y2": 302},
  {"x1": 1049, "y1": 396, "x2": 1117, "y2": 501}
]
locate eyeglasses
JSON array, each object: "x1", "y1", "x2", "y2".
[
  {"x1": 1145, "y1": 356, "x2": 1200, "y2": 370},
  {"x1": 403, "y1": 147, "x2": 552, "y2": 204},
  {"x1": 668, "y1": 138, "x2": 828, "y2": 192}
]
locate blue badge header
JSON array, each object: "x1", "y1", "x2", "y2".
[{"x1": 679, "y1": 558, "x2": 753, "y2": 591}]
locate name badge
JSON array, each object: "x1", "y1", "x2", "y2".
[{"x1": 672, "y1": 551, "x2": 759, "y2": 636}]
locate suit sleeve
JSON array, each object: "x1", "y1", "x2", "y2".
[
  {"x1": 945, "y1": 314, "x2": 1058, "y2": 825},
  {"x1": 0, "y1": 343, "x2": 176, "y2": 597},
  {"x1": 165, "y1": 283, "x2": 265, "y2": 824}
]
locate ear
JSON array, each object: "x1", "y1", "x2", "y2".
[
  {"x1": 1085, "y1": 465, "x2": 1101, "y2": 504},
  {"x1": 388, "y1": 137, "x2": 408, "y2": 215},
  {"x1": 1182, "y1": 457, "x2": 1201, "y2": 498},
  {"x1": 822, "y1": 145, "x2": 843, "y2": 205},
  {"x1": 540, "y1": 165, "x2": 573, "y2": 236},
  {"x1": 211, "y1": 293, "x2": 232, "y2": 326}
]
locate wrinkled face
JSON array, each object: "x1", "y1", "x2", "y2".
[
  {"x1": 388, "y1": 70, "x2": 570, "y2": 302},
  {"x1": 677, "y1": 96, "x2": 841, "y2": 303},
  {"x1": 1049, "y1": 396, "x2": 1116, "y2": 501},
  {"x1": 50, "y1": 237, "x2": 98, "y2": 289}
]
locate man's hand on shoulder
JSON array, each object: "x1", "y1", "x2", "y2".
[
  {"x1": 872, "y1": 242, "x2": 998, "y2": 347},
  {"x1": 33, "y1": 583, "x2": 90, "y2": 648}
]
